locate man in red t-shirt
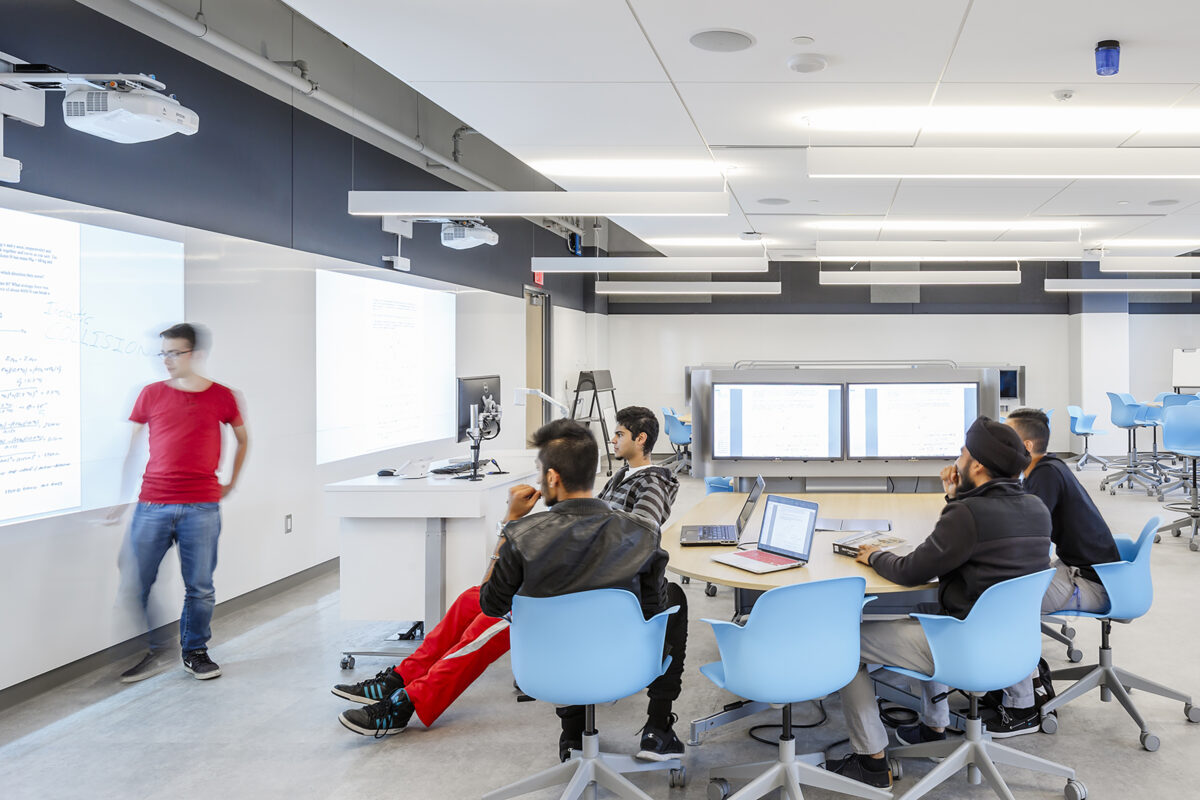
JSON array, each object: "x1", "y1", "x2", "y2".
[{"x1": 116, "y1": 323, "x2": 248, "y2": 683}]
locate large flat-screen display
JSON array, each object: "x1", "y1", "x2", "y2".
[
  {"x1": 315, "y1": 270, "x2": 456, "y2": 463},
  {"x1": 847, "y1": 382, "x2": 979, "y2": 459},
  {"x1": 0, "y1": 206, "x2": 184, "y2": 526},
  {"x1": 712, "y1": 383, "x2": 842, "y2": 460}
]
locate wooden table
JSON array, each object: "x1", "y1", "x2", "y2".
[{"x1": 664, "y1": 491, "x2": 944, "y2": 594}]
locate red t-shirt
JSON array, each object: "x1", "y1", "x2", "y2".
[{"x1": 130, "y1": 380, "x2": 244, "y2": 503}]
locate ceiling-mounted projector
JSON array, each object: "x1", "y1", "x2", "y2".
[
  {"x1": 441, "y1": 220, "x2": 499, "y2": 250},
  {"x1": 62, "y1": 87, "x2": 199, "y2": 144}
]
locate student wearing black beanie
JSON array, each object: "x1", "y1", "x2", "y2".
[{"x1": 826, "y1": 416, "x2": 1052, "y2": 789}]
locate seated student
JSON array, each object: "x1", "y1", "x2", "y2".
[
  {"x1": 479, "y1": 419, "x2": 687, "y2": 763},
  {"x1": 333, "y1": 411, "x2": 683, "y2": 752},
  {"x1": 825, "y1": 417, "x2": 1051, "y2": 789},
  {"x1": 984, "y1": 408, "x2": 1122, "y2": 737}
]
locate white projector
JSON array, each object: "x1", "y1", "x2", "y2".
[
  {"x1": 62, "y1": 87, "x2": 199, "y2": 144},
  {"x1": 441, "y1": 221, "x2": 498, "y2": 250}
]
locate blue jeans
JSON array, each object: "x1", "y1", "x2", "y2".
[{"x1": 129, "y1": 502, "x2": 221, "y2": 654}]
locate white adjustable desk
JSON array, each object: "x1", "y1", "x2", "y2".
[{"x1": 325, "y1": 450, "x2": 539, "y2": 664}]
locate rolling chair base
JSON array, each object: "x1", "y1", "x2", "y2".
[
  {"x1": 1100, "y1": 468, "x2": 1161, "y2": 495},
  {"x1": 1158, "y1": 508, "x2": 1200, "y2": 550},
  {"x1": 1041, "y1": 644, "x2": 1199, "y2": 751},
  {"x1": 484, "y1": 731, "x2": 682, "y2": 800},
  {"x1": 1074, "y1": 450, "x2": 1109, "y2": 471},
  {"x1": 890, "y1": 714, "x2": 1083, "y2": 800},
  {"x1": 708, "y1": 736, "x2": 892, "y2": 800}
]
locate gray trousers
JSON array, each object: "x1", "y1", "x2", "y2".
[
  {"x1": 1002, "y1": 559, "x2": 1110, "y2": 708},
  {"x1": 841, "y1": 619, "x2": 946, "y2": 755}
]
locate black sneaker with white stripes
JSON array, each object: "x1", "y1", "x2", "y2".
[
  {"x1": 635, "y1": 714, "x2": 685, "y2": 762},
  {"x1": 181, "y1": 650, "x2": 221, "y2": 680},
  {"x1": 332, "y1": 667, "x2": 404, "y2": 704},
  {"x1": 984, "y1": 705, "x2": 1041, "y2": 738},
  {"x1": 339, "y1": 690, "x2": 415, "y2": 738}
]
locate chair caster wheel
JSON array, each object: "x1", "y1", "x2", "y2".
[
  {"x1": 705, "y1": 583, "x2": 718, "y2": 597},
  {"x1": 681, "y1": 576, "x2": 691, "y2": 585},
  {"x1": 889, "y1": 758, "x2": 903, "y2": 780},
  {"x1": 707, "y1": 778, "x2": 730, "y2": 800},
  {"x1": 1140, "y1": 731, "x2": 1160, "y2": 751},
  {"x1": 669, "y1": 767, "x2": 686, "y2": 788},
  {"x1": 1190, "y1": 541, "x2": 1200, "y2": 552},
  {"x1": 1060, "y1": 624, "x2": 1076, "y2": 639},
  {"x1": 1065, "y1": 779, "x2": 1088, "y2": 800},
  {"x1": 1185, "y1": 703, "x2": 1200, "y2": 723},
  {"x1": 1041, "y1": 714, "x2": 1058, "y2": 735},
  {"x1": 1174, "y1": 530, "x2": 1182, "y2": 537},
  {"x1": 1067, "y1": 648, "x2": 1083, "y2": 663},
  {"x1": 1157, "y1": 495, "x2": 1165, "y2": 502},
  {"x1": 340, "y1": 656, "x2": 355, "y2": 670},
  {"x1": 1154, "y1": 534, "x2": 1162, "y2": 543},
  {"x1": 1101, "y1": 465, "x2": 1108, "y2": 471}
]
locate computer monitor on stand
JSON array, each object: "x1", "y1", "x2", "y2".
[{"x1": 456, "y1": 375, "x2": 503, "y2": 481}]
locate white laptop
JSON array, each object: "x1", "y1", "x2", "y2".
[{"x1": 712, "y1": 495, "x2": 817, "y2": 574}]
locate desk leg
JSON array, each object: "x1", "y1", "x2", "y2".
[
  {"x1": 425, "y1": 516, "x2": 447, "y2": 626},
  {"x1": 688, "y1": 700, "x2": 772, "y2": 745}
]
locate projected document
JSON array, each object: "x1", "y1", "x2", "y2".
[
  {"x1": 848, "y1": 383, "x2": 978, "y2": 459},
  {"x1": 315, "y1": 270, "x2": 456, "y2": 463},
  {"x1": 712, "y1": 384, "x2": 842, "y2": 459},
  {"x1": 0, "y1": 206, "x2": 184, "y2": 526}
]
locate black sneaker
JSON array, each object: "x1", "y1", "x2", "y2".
[
  {"x1": 119, "y1": 650, "x2": 169, "y2": 684},
  {"x1": 636, "y1": 714, "x2": 685, "y2": 762},
  {"x1": 339, "y1": 690, "x2": 415, "y2": 738},
  {"x1": 181, "y1": 650, "x2": 221, "y2": 680},
  {"x1": 332, "y1": 667, "x2": 403, "y2": 703},
  {"x1": 824, "y1": 753, "x2": 893, "y2": 789},
  {"x1": 984, "y1": 705, "x2": 1041, "y2": 739},
  {"x1": 895, "y1": 722, "x2": 950, "y2": 761},
  {"x1": 559, "y1": 731, "x2": 582, "y2": 762}
]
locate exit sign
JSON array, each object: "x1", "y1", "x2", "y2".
[{"x1": 533, "y1": 271, "x2": 544, "y2": 286}]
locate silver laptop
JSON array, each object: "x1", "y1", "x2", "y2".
[
  {"x1": 712, "y1": 495, "x2": 817, "y2": 574},
  {"x1": 680, "y1": 476, "x2": 765, "y2": 546}
]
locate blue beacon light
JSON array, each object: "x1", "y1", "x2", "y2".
[{"x1": 1095, "y1": 40, "x2": 1120, "y2": 76}]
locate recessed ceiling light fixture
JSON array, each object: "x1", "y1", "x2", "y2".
[
  {"x1": 807, "y1": 147, "x2": 1200, "y2": 179},
  {"x1": 531, "y1": 256, "x2": 768, "y2": 274},
  {"x1": 528, "y1": 159, "x2": 728, "y2": 178},
  {"x1": 787, "y1": 53, "x2": 828, "y2": 73},
  {"x1": 807, "y1": 219, "x2": 1084, "y2": 232},
  {"x1": 347, "y1": 191, "x2": 730, "y2": 217},
  {"x1": 815, "y1": 241, "x2": 1083, "y2": 261},
  {"x1": 758, "y1": 197, "x2": 791, "y2": 206},
  {"x1": 689, "y1": 29, "x2": 755, "y2": 52}
]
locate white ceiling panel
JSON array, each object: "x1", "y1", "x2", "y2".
[
  {"x1": 889, "y1": 181, "x2": 1071, "y2": 217},
  {"x1": 1125, "y1": 86, "x2": 1200, "y2": 146},
  {"x1": 629, "y1": 0, "x2": 969, "y2": 84},
  {"x1": 678, "y1": 83, "x2": 937, "y2": 146},
  {"x1": 408, "y1": 82, "x2": 705, "y2": 148},
  {"x1": 717, "y1": 148, "x2": 900, "y2": 214},
  {"x1": 1034, "y1": 180, "x2": 1200, "y2": 216},
  {"x1": 496, "y1": 145, "x2": 726, "y2": 192},
  {"x1": 282, "y1": 0, "x2": 665, "y2": 83},
  {"x1": 946, "y1": 0, "x2": 1200, "y2": 84}
]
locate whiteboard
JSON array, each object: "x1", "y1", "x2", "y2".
[{"x1": 1171, "y1": 349, "x2": 1200, "y2": 388}]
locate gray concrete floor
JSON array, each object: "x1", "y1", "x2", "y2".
[{"x1": 1, "y1": 467, "x2": 1198, "y2": 799}]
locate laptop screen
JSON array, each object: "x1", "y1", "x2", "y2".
[
  {"x1": 757, "y1": 495, "x2": 818, "y2": 562},
  {"x1": 735, "y1": 476, "x2": 766, "y2": 533}
]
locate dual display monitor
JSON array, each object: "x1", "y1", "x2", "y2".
[{"x1": 712, "y1": 382, "x2": 979, "y2": 461}]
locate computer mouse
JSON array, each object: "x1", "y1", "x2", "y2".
[{"x1": 377, "y1": 468, "x2": 396, "y2": 477}]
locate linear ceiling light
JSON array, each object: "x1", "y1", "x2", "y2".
[
  {"x1": 347, "y1": 191, "x2": 729, "y2": 216},
  {"x1": 1098, "y1": 239, "x2": 1200, "y2": 248},
  {"x1": 643, "y1": 237, "x2": 764, "y2": 247},
  {"x1": 819, "y1": 270, "x2": 1021, "y2": 285},
  {"x1": 815, "y1": 241, "x2": 1083, "y2": 261},
  {"x1": 807, "y1": 147, "x2": 1200, "y2": 179},
  {"x1": 595, "y1": 281, "x2": 781, "y2": 295},
  {"x1": 532, "y1": 256, "x2": 768, "y2": 273},
  {"x1": 800, "y1": 106, "x2": 1200, "y2": 135},
  {"x1": 1098, "y1": 257, "x2": 1200, "y2": 273},
  {"x1": 1044, "y1": 278, "x2": 1200, "y2": 292},
  {"x1": 807, "y1": 219, "x2": 1084, "y2": 232},
  {"x1": 527, "y1": 159, "x2": 729, "y2": 178}
]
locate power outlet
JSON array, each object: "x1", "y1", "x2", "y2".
[{"x1": 284, "y1": 514, "x2": 293, "y2": 534}]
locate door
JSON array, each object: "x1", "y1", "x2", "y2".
[{"x1": 524, "y1": 287, "x2": 551, "y2": 442}]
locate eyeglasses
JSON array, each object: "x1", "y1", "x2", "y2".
[{"x1": 157, "y1": 350, "x2": 193, "y2": 360}]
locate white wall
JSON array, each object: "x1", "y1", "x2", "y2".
[
  {"x1": 0, "y1": 188, "x2": 536, "y2": 690},
  {"x1": 1129, "y1": 314, "x2": 1200, "y2": 401}
]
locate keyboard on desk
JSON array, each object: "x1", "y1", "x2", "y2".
[
  {"x1": 431, "y1": 462, "x2": 476, "y2": 475},
  {"x1": 739, "y1": 548, "x2": 800, "y2": 566},
  {"x1": 698, "y1": 525, "x2": 735, "y2": 540}
]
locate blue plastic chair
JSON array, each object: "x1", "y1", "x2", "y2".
[
  {"x1": 700, "y1": 578, "x2": 891, "y2": 800},
  {"x1": 1067, "y1": 405, "x2": 1109, "y2": 471},
  {"x1": 1040, "y1": 518, "x2": 1199, "y2": 750},
  {"x1": 484, "y1": 589, "x2": 681, "y2": 800},
  {"x1": 1100, "y1": 392, "x2": 1161, "y2": 495},
  {"x1": 884, "y1": 569, "x2": 1084, "y2": 800},
  {"x1": 662, "y1": 411, "x2": 692, "y2": 476},
  {"x1": 705, "y1": 476, "x2": 735, "y2": 494},
  {"x1": 1160, "y1": 406, "x2": 1200, "y2": 547}
]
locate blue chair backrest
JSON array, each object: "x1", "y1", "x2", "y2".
[
  {"x1": 1092, "y1": 518, "x2": 1159, "y2": 621},
  {"x1": 1107, "y1": 392, "x2": 1144, "y2": 428},
  {"x1": 663, "y1": 412, "x2": 691, "y2": 445},
  {"x1": 661, "y1": 406, "x2": 676, "y2": 417},
  {"x1": 1163, "y1": 405, "x2": 1200, "y2": 455},
  {"x1": 1067, "y1": 405, "x2": 1093, "y2": 435},
  {"x1": 705, "y1": 476, "x2": 735, "y2": 494},
  {"x1": 709, "y1": 577, "x2": 868, "y2": 703},
  {"x1": 510, "y1": 589, "x2": 675, "y2": 706},
  {"x1": 1154, "y1": 391, "x2": 1171, "y2": 403},
  {"x1": 1163, "y1": 393, "x2": 1200, "y2": 409},
  {"x1": 912, "y1": 569, "x2": 1054, "y2": 693}
]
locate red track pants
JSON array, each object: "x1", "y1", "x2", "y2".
[{"x1": 395, "y1": 585, "x2": 511, "y2": 727}]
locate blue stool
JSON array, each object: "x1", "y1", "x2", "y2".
[
  {"x1": 883, "y1": 569, "x2": 1085, "y2": 800},
  {"x1": 1040, "y1": 518, "x2": 1200, "y2": 750},
  {"x1": 1100, "y1": 392, "x2": 1161, "y2": 495},
  {"x1": 483, "y1": 590, "x2": 682, "y2": 800},
  {"x1": 1067, "y1": 405, "x2": 1109, "y2": 471},
  {"x1": 701, "y1": 578, "x2": 890, "y2": 800},
  {"x1": 1153, "y1": 395, "x2": 1200, "y2": 499},
  {"x1": 1159, "y1": 406, "x2": 1200, "y2": 550},
  {"x1": 663, "y1": 411, "x2": 692, "y2": 476}
]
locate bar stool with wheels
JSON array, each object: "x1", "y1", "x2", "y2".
[
  {"x1": 1156, "y1": 398, "x2": 1200, "y2": 508},
  {"x1": 1067, "y1": 405, "x2": 1108, "y2": 471},
  {"x1": 1099, "y1": 393, "x2": 1161, "y2": 496}
]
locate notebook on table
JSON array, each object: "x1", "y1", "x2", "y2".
[
  {"x1": 711, "y1": 495, "x2": 817, "y2": 574},
  {"x1": 679, "y1": 475, "x2": 765, "y2": 546}
]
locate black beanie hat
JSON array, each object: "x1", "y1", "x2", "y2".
[{"x1": 964, "y1": 416, "x2": 1030, "y2": 478}]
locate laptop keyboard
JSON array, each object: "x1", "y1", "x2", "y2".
[
  {"x1": 699, "y1": 525, "x2": 735, "y2": 539},
  {"x1": 739, "y1": 549, "x2": 797, "y2": 566}
]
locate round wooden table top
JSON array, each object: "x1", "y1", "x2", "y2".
[{"x1": 663, "y1": 490, "x2": 943, "y2": 594}]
